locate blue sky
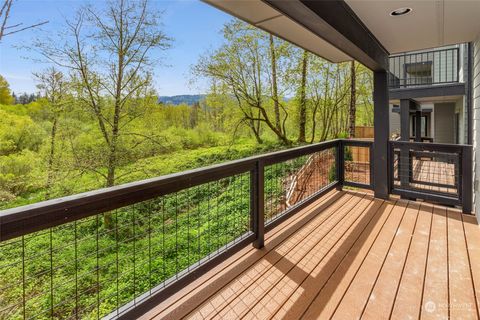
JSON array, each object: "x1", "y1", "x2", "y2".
[{"x1": 0, "y1": 0, "x2": 232, "y2": 95}]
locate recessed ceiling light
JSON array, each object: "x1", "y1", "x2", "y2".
[{"x1": 390, "y1": 7, "x2": 412, "y2": 16}]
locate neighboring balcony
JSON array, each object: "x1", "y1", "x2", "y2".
[{"x1": 388, "y1": 47, "x2": 462, "y2": 89}]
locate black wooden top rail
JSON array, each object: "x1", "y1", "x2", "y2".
[
  {"x1": 390, "y1": 140, "x2": 471, "y2": 153},
  {"x1": 0, "y1": 139, "x2": 357, "y2": 242}
]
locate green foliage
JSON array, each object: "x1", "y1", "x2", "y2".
[
  {"x1": 0, "y1": 15, "x2": 376, "y2": 319},
  {"x1": 0, "y1": 108, "x2": 46, "y2": 155},
  {"x1": 0, "y1": 150, "x2": 43, "y2": 199},
  {"x1": 0, "y1": 75, "x2": 14, "y2": 105},
  {"x1": 328, "y1": 164, "x2": 337, "y2": 183}
]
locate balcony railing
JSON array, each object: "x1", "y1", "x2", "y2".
[
  {"x1": 0, "y1": 139, "x2": 472, "y2": 319},
  {"x1": 389, "y1": 140, "x2": 472, "y2": 211},
  {"x1": 0, "y1": 139, "x2": 372, "y2": 319},
  {"x1": 388, "y1": 47, "x2": 460, "y2": 89}
]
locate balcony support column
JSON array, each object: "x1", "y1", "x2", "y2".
[
  {"x1": 415, "y1": 110, "x2": 422, "y2": 142},
  {"x1": 400, "y1": 99, "x2": 410, "y2": 141},
  {"x1": 399, "y1": 99, "x2": 414, "y2": 198},
  {"x1": 373, "y1": 70, "x2": 390, "y2": 199}
]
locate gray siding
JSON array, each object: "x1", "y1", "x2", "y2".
[
  {"x1": 434, "y1": 103, "x2": 455, "y2": 144},
  {"x1": 389, "y1": 104, "x2": 400, "y2": 136},
  {"x1": 473, "y1": 36, "x2": 480, "y2": 218}
]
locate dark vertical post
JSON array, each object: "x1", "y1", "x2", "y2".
[
  {"x1": 400, "y1": 99, "x2": 410, "y2": 141},
  {"x1": 336, "y1": 140, "x2": 344, "y2": 189},
  {"x1": 462, "y1": 146, "x2": 473, "y2": 214},
  {"x1": 373, "y1": 71, "x2": 389, "y2": 199},
  {"x1": 415, "y1": 110, "x2": 422, "y2": 142},
  {"x1": 399, "y1": 99, "x2": 412, "y2": 194},
  {"x1": 251, "y1": 160, "x2": 264, "y2": 248},
  {"x1": 467, "y1": 42, "x2": 473, "y2": 145},
  {"x1": 369, "y1": 143, "x2": 374, "y2": 189}
]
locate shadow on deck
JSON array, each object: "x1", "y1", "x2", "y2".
[{"x1": 136, "y1": 190, "x2": 480, "y2": 320}]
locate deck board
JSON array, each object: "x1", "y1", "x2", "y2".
[
  {"x1": 190, "y1": 193, "x2": 360, "y2": 319},
  {"x1": 329, "y1": 197, "x2": 407, "y2": 320},
  {"x1": 390, "y1": 202, "x2": 433, "y2": 320},
  {"x1": 421, "y1": 205, "x2": 449, "y2": 320},
  {"x1": 447, "y1": 208, "x2": 478, "y2": 320},
  {"x1": 268, "y1": 196, "x2": 384, "y2": 319},
  {"x1": 137, "y1": 190, "x2": 480, "y2": 320},
  {"x1": 242, "y1": 194, "x2": 379, "y2": 319},
  {"x1": 463, "y1": 214, "x2": 480, "y2": 318},
  {"x1": 361, "y1": 201, "x2": 420, "y2": 320}
]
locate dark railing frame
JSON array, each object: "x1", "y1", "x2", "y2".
[
  {"x1": 388, "y1": 140, "x2": 472, "y2": 213},
  {"x1": 0, "y1": 140, "x2": 342, "y2": 242},
  {"x1": 1, "y1": 138, "x2": 374, "y2": 319},
  {"x1": 388, "y1": 47, "x2": 460, "y2": 89},
  {"x1": 2, "y1": 138, "x2": 474, "y2": 319},
  {"x1": 341, "y1": 139, "x2": 374, "y2": 190}
]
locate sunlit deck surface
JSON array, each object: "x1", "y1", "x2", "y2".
[{"x1": 139, "y1": 190, "x2": 480, "y2": 320}]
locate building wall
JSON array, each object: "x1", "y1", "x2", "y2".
[
  {"x1": 455, "y1": 98, "x2": 465, "y2": 144},
  {"x1": 389, "y1": 104, "x2": 400, "y2": 136},
  {"x1": 473, "y1": 36, "x2": 480, "y2": 218},
  {"x1": 461, "y1": 44, "x2": 470, "y2": 144},
  {"x1": 434, "y1": 103, "x2": 455, "y2": 144}
]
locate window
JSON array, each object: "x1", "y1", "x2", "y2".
[{"x1": 405, "y1": 61, "x2": 432, "y2": 86}]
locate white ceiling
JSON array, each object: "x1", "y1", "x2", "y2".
[
  {"x1": 204, "y1": 0, "x2": 480, "y2": 63},
  {"x1": 346, "y1": 0, "x2": 480, "y2": 54},
  {"x1": 203, "y1": 0, "x2": 351, "y2": 63}
]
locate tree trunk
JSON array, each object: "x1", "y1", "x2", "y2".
[
  {"x1": 45, "y1": 116, "x2": 58, "y2": 200},
  {"x1": 298, "y1": 50, "x2": 308, "y2": 143},
  {"x1": 349, "y1": 61, "x2": 356, "y2": 138},
  {"x1": 249, "y1": 118, "x2": 263, "y2": 144},
  {"x1": 269, "y1": 34, "x2": 281, "y2": 136},
  {"x1": 104, "y1": 130, "x2": 118, "y2": 230}
]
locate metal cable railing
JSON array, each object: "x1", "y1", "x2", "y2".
[
  {"x1": 388, "y1": 141, "x2": 472, "y2": 211},
  {"x1": 342, "y1": 140, "x2": 373, "y2": 189},
  {"x1": 388, "y1": 47, "x2": 460, "y2": 88},
  {"x1": 0, "y1": 139, "x2": 373, "y2": 320}
]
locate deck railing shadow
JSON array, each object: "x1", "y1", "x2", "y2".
[
  {"x1": 265, "y1": 193, "x2": 393, "y2": 318},
  {"x1": 143, "y1": 190, "x2": 348, "y2": 318}
]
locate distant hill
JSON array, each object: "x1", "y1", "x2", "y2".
[{"x1": 158, "y1": 94, "x2": 206, "y2": 105}]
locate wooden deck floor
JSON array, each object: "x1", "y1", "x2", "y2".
[{"x1": 139, "y1": 190, "x2": 480, "y2": 320}]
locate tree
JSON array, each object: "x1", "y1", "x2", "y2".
[
  {"x1": 307, "y1": 60, "x2": 350, "y2": 141},
  {"x1": 269, "y1": 34, "x2": 281, "y2": 136},
  {"x1": 194, "y1": 20, "x2": 291, "y2": 145},
  {"x1": 190, "y1": 102, "x2": 200, "y2": 128},
  {"x1": 34, "y1": 0, "x2": 172, "y2": 228},
  {"x1": 349, "y1": 61, "x2": 356, "y2": 138},
  {"x1": 356, "y1": 64, "x2": 374, "y2": 126},
  {"x1": 297, "y1": 50, "x2": 308, "y2": 143},
  {"x1": 0, "y1": 74, "x2": 14, "y2": 104},
  {"x1": 34, "y1": 67, "x2": 69, "y2": 199},
  {"x1": 13, "y1": 92, "x2": 39, "y2": 104},
  {"x1": 0, "y1": 0, "x2": 48, "y2": 42}
]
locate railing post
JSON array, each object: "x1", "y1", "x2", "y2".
[
  {"x1": 251, "y1": 160, "x2": 264, "y2": 248},
  {"x1": 373, "y1": 70, "x2": 390, "y2": 199},
  {"x1": 461, "y1": 146, "x2": 473, "y2": 214},
  {"x1": 374, "y1": 143, "x2": 376, "y2": 192},
  {"x1": 336, "y1": 140, "x2": 344, "y2": 189}
]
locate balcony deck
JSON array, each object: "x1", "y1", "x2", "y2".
[{"x1": 138, "y1": 189, "x2": 480, "y2": 320}]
